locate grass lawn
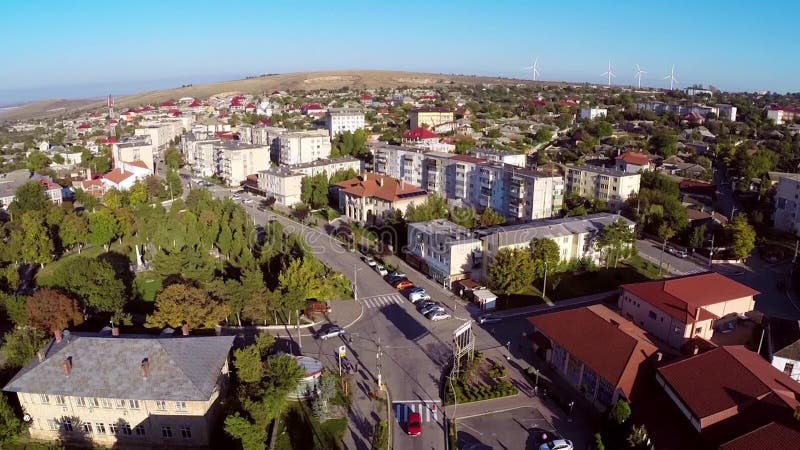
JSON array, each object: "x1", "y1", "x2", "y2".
[
  {"x1": 134, "y1": 271, "x2": 162, "y2": 302},
  {"x1": 36, "y1": 241, "x2": 133, "y2": 285},
  {"x1": 274, "y1": 403, "x2": 348, "y2": 450}
]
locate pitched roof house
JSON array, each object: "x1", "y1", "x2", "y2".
[
  {"x1": 3, "y1": 333, "x2": 235, "y2": 448},
  {"x1": 614, "y1": 152, "x2": 652, "y2": 173},
  {"x1": 336, "y1": 172, "x2": 428, "y2": 224},
  {"x1": 620, "y1": 273, "x2": 759, "y2": 347},
  {"x1": 529, "y1": 305, "x2": 659, "y2": 409}
]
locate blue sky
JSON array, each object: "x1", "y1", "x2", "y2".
[{"x1": 1, "y1": 1, "x2": 797, "y2": 105}]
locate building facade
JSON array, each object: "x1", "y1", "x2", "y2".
[
  {"x1": 773, "y1": 174, "x2": 800, "y2": 235},
  {"x1": 258, "y1": 157, "x2": 361, "y2": 206},
  {"x1": 406, "y1": 219, "x2": 482, "y2": 287},
  {"x1": 324, "y1": 108, "x2": 365, "y2": 136},
  {"x1": 409, "y1": 108, "x2": 454, "y2": 130},
  {"x1": 579, "y1": 108, "x2": 608, "y2": 121},
  {"x1": 113, "y1": 137, "x2": 156, "y2": 172},
  {"x1": 213, "y1": 141, "x2": 270, "y2": 186},
  {"x1": 469, "y1": 148, "x2": 526, "y2": 168},
  {"x1": 565, "y1": 165, "x2": 641, "y2": 211},
  {"x1": 276, "y1": 130, "x2": 332, "y2": 165},
  {"x1": 336, "y1": 173, "x2": 428, "y2": 223}
]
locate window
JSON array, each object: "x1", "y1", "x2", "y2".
[
  {"x1": 109, "y1": 423, "x2": 118, "y2": 434},
  {"x1": 134, "y1": 424, "x2": 146, "y2": 436},
  {"x1": 48, "y1": 420, "x2": 59, "y2": 431},
  {"x1": 648, "y1": 311, "x2": 657, "y2": 320},
  {"x1": 95, "y1": 423, "x2": 106, "y2": 434},
  {"x1": 56, "y1": 395, "x2": 66, "y2": 406},
  {"x1": 39, "y1": 394, "x2": 50, "y2": 404},
  {"x1": 82, "y1": 423, "x2": 92, "y2": 434},
  {"x1": 695, "y1": 326, "x2": 703, "y2": 334},
  {"x1": 784, "y1": 362, "x2": 795, "y2": 376},
  {"x1": 129, "y1": 399, "x2": 140, "y2": 409},
  {"x1": 120, "y1": 423, "x2": 132, "y2": 435},
  {"x1": 101, "y1": 398, "x2": 113, "y2": 408},
  {"x1": 175, "y1": 401, "x2": 187, "y2": 411},
  {"x1": 75, "y1": 396, "x2": 86, "y2": 407},
  {"x1": 115, "y1": 399, "x2": 126, "y2": 409},
  {"x1": 89, "y1": 397, "x2": 100, "y2": 408},
  {"x1": 161, "y1": 426, "x2": 173, "y2": 438},
  {"x1": 156, "y1": 400, "x2": 167, "y2": 411},
  {"x1": 180, "y1": 426, "x2": 192, "y2": 439},
  {"x1": 62, "y1": 418, "x2": 74, "y2": 432}
]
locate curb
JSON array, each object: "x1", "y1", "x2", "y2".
[{"x1": 384, "y1": 385, "x2": 393, "y2": 450}]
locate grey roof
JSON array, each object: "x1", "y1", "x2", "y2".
[
  {"x1": 3, "y1": 334, "x2": 234, "y2": 401},
  {"x1": 477, "y1": 212, "x2": 633, "y2": 246},
  {"x1": 769, "y1": 317, "x2": 800, "y2": 361},
  {"x1": 0, "y1": 169, "x2": 31, "y2": 199}
]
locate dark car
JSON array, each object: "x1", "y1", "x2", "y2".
[
  {"x1": 384, "y1": 274, "x2": 404, "y2": 284},
  {"x1": 478, "y1": 314, "x2": 503, "y2": 324}
]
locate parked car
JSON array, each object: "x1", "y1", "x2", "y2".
[
  {"x1": 420, "y1": 304, "x2": 445, "y2": 316},
  {"x1": 427, "y1": 311, "x2": 451, "y2": 321},
  {"x1": 416, "y1": 300, "x2": 436, "y2": 311},
  {"x1": 394, "y1": 280, "x2": 415, "y2": 291},
  {"x1": 375, "y1": 265, "x2": 388, "y2": 276},
  {"x1": 406, "y1": 412, "x2": 421, "y2": 436},
  {"x1": 408, "y1": 290, "x2": 431, "y2": 303},
  {"x1": 478, "y1": 314, "x2": 502, "y2": 324},
  {"x1": 363, "y1": 256, "x2": 377, "y2": 267},
  {"x1": 385, "y1": 274, "x2": 404, "y2": 285},
  {"x1": 539, "y1": 439, "x2": 574, "y2": 450},
  {"x1": 317, "y1": 325, "x2": 345, "y2": 340},
  {"x1": 389, "y1": 271, "x2": 406, "y2": 278},
  {"x1": 667, "y1": 246, "x2": 688, "y2": 258}
]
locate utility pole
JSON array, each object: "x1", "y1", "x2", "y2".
[
  {"x1": 376, "y1": 335, "x2": 382, "y2": 389},
  {"x1": 353, "y1": 264, "x2": 358, "y2": 302},
  {"x1": 708, "y1": 234, "x2": 715, "y2": 269},
  {"x1": 542, "y1": 260, "x2": 548, "y2": 300},
  {"x1": 296, "y1": 310, "x2": 302, "y2": 351}
]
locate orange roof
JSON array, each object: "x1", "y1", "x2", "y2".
[
  {"x1": 125, "y1": 160, "x2": 150, "y2": 170},
  {"x1": 102, "y1": 168, "x2": 135, "y2": 185},
  {"x1": 336, "y1": 173, "x2": 427, "y2": 203},
  {"x1": 615, "y1": 151, "x2": 651, "y2": 165},
  {"x1": 622, "y1": 273, "x2": 759, "y2": 324}
]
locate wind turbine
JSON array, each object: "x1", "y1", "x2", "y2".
[
  {"x1": 634, "y1": 64, "x2": 647, "y2": 89},
  {"x1": 601, "y1": 61, "x2": 615, "y2": 87},
  {"x1": 523, "y1": 58, "x2": 540, "y2": 81},
  {"x1": 664, "y1": 65, "x2": 678, "y2": 90}
]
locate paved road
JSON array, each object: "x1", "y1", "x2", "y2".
[{"x1": 636, "y1": 239, "x2": 707, "y2": 276}]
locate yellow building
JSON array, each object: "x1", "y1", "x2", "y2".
[
  {"x1": 3, "y1": 333, "x2": 235, "y2": 449},
  {"x1": 409, "y1": 107, "x2": 454, "y2": 130}
]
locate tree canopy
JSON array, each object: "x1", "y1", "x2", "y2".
[
  {"x1": 26, "y1": 288, "x2": 83, "y2": 335},
  {"x1": 146, "y1": 283, "x2": 229, "y2": 329}
]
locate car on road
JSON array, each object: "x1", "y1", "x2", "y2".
[
  {"x1": 243, "y1": 199, "x2": 254, "y2": 204},
  {"x1": 394, "y1": 280, "x2": 415, "y2": 291},
  {"x1": 375, "y1": 265, "x2": 388, "y2": 276},
  {"x1": 427, "y1": 311, "x2": 451, "y2": 321},
  {"x1": 539, "y1": 439, "x2": 574, "y2": 450},
  {"x1": 406, "y1": 411, "x2": 421, "y2": 436},
  {"x1": 388, "y1": 271, "x2": 406, "y2": 278},
  {"x1": 478, "y1": 314, "x2": 502, "y2": 324},
  {"x1": 363, "y1": 256, "x2": 377, "y2": 267},
  {"x1": 316, "y1": 325, "x2": 345, "y2": 340},
  {"x1": 416, "y1": 299, "x2": 436, "y2": 310},
  {"x1": 420, "y1": 304, "x2": 445, "y2": 316},
  {"x1": 667, "y1": 246, "x2": 688, "y2": 258},
  {"x1": 408, "y1": 290, "x2": 430, "y2": 303},
  {"x1": 384, "y1": 274, "x2": 404, "y2": 285}
]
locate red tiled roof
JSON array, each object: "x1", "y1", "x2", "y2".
[
  {"x1": 302, "y1": 103, "x2": 324, "y2": 110},
  {"x1": 403, "y1": 128, "x2": 439, "y2": 140},
  {"x1": 99, "y1": 137, "x2": 118, "y2": 144},
  {"x1": 658, "y1": 346, "x2": 800, "y2": 429},
  {"x1": 103, "y1": 168, "x2": 135, "y2": 185},
  {"x1": 188, "y1": 99, "x2": 201, "y2": 107},
  {"x1": 160, "y1": 100, "x2": 175, "y2": 107},
  {"x1": 621, "y1": 273, "x2": 759, "y2": 324},
  {"x1": 77, "y1": 123, "x2": 91, "y2": 129},
  {"x1": 719, "y1": 420, "x2": 800, "y2": 450},
  {"x1": 336, "y1": 173, "x2": 427, "y2": 203},
  {"x1": 451, "y1": 155, "x2": 486, "y2": 164},
  {"x1": 529, "y1": 305, "x2": 658, "y2": 396},
  {"x1": 40, "y1": 179, "x2": 61, "y2": 190},
  {"x1": 769, "y1": 105, "x2": 800, "y2": 114},
  {"x1": 361, "y1": 95, "x2": 372, "y2": 101},
  {"x1": 126, "y1": 160, "x2": 150, "y2": 170},
  {"x1": 245, "y1": 103, "x2": 255, "y2": 108},
  {"x1": 377, "y1": 108, "x2": 389, "y2": 114},
  {"x1": 615, "y1": 152, "x2": 651, "y2": 165},
  {"x1": 528, "y1": 100, "x2": 548, "y2": 107}
]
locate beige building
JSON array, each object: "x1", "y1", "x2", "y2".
[
  {"x1": 134, "y1": 119, "x2": 187, "y2": 151},
  {"x1": 336, "y1": 173, "x2": 428, "y2": 224},
  {"x1": 409, "y1": 107, "x2": 454, "y2": 130},
  {"x1": 324, "y1": 108, "x2": 365, "y2": 136},
  {"x1": 213, "y1": 141, "x2": 270, "y2": 186},
  {"x1": 406, "y1": 219, "x2": 482, "y2": 287},
  {"x1": 113, "y1": 137, "x2": 156, "y2": 172},
  {"x1": 276, "y1": 130, "x2": 332, "y2": 165},
  {"x1": 182, "y1": 134, "x2": 221, "y2": 178},
  {"x1": 477, "y1": 213, "x2": 633, "y2": 283},
  {"x1": 3, "y1": 333, "x2": 234, "y2": 449},
  {"x1": 565, "y1": 165, "x2": 641, "y2": 211},
  {"x1": 619, "y1": 273, "x2": 759, "y2": 348},
  {"x1": 258, "y1": 157, "x2": 361, "y2": 206}
]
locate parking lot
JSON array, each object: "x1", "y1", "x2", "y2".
[{"x1": 457, "y1": 407, "x2": 560, "y2": 450}]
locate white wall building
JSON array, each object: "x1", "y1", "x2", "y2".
[
  {"x1": 258, "y1": 157, "x2": 361, "y2": 206},
  {"x1": 276, "y1": 130, "x2": 332, "y2": 165},
  {"x1": 579, "y1": 108, "x2": 608, "y2": 121},
  {"x1": 113, "y1": 137, "x2": 156, "y2": 172},
  {"x1": 565, "y1": 165, "x2": 641, "y2": 211},
  {"x1": 773, "y1": 174, "x2": 800, "y2": 235},
  {"x1": 325, "y1": 108, "x2": 365, "y2": 136},
  {"x1": 469, "y1": 148, "x2": 527, "y2": 168},
  {"x1": 406, "y1": 219, "x2": 482, "y2": 287},
  {"x1": 213, "y1": 141, "x2": 270, "y2": 186}
]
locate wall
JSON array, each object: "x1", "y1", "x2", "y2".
[
  {"x1": 771, "y1": 355, "x2": 800, "y2": 382},
  {"x1": 619, "y1": 290, "x2": 688, "y2": 347}
]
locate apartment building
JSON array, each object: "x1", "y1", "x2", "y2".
[
  {"x1": 579, "y1": 107, "x2": 608, "y2": 121},
  {"x1": 213, "y1": 141, "x2": 270, "y2": 186},
  {"x1": 134, "y1": 119, "x2": 188, "y2": 151},
  {"x1": 336, "y1": 173, "x2": 428, "y2": 223},
  {"x1": 406, "y1": 219, "x2": 482, "y2": 287},
  {"x1": 448, "y1": 155, "x2": 484, "y2": 206},
  {"x1": 469, "y1": 148, "x2": 526, "y2": 168},
  {"x1": 372, "y1": 143, "x2": 430, "y2": 189},
  {"x1": 565, "y1": 165, "x2": 641, "y2": 211},
  {"x1": 477, "y1": 163, "x2": 564, "y2": 221},
  {"x1": 477, "y1": 213, "x2": 633, "y2": 283},
  {"x1": 324, "y1": 108, "x2": 365, "y2": 136},
  {"x1": 634, "y1": 101, "x2": 736, "y2": 121},
  {"x1": 238, "y1": 125, "x2": 287, "y2": 147},
  {"x1": 619, "y1": 272, "x2": 759, "y2": 348},
  {"x1": 258, "y1": 157, "x2": 361, "y2": 206},
  {"x1": 773, "y1": 174, "x2": 800, "y2": 234},
  {"x1": 276, "y1": 130, "x2": 332, "y2": 165},
  {"x1": 767, "y1": 106, "x2": 800, "y2": 125},
  {"x1": 2, "y1": 333, "x2": 235, "y2": 448},
  {"x1": 113, "y1": 137, "x2": 156, "y2": 172},
  {"x1": 182, "y1": 134, "x2": 220, "y2": 178},
  {"x1": 409, "y1": 107, "x2": 454, "y2": 130}
]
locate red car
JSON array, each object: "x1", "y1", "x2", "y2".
[{"x1": 406, "y1": 411, "x2": 422, "y2": 436}]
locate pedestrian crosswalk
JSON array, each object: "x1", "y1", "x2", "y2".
[
  {"x1": 393, "y1": 401, "x2": 439, "y2": 423},
  {"x1": 360, "y1": 294, "x2": 405, "y2": 309}
]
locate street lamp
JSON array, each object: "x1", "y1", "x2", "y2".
[
  {"x1": 542, "y1": 260, "x2": 548, "y2": 300},
  {"x1": 353, "y1": 265, "x2": 363, "y2": 302}
]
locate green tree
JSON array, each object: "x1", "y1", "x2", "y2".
[
  {"x1": 405, "y1": 193, "x2": 448, "y2": 222},
  {"x1": 649, "y1": 130, "x2": 678, "y2": 157},
  {"x1": 595, "y1": 220, "x2": 636, "y2": 268},
  {"x1": 264, "y1": 354, "x2": 306, "y2": 391},
  {"x1": 44, "y1": 257, "x2": 126, "y2": 314},
  {"x1": 689, "y1": 224, "x2": 707, "y2": 250},
  {"x1": 329, "y1": 168, "x2": 359, "y2": 185},
  {"x1": 597, "y1": 121, "x2": 613, "y2": 137},
  {"x1": 166, "y1": 169, "x2": 182, "y2": 199},
  {"x1": 727, "y1": 215, "x2": 756, "y2": 260},
  {"x1": 224, "y1": 414, "x2": 266, "y2": 450},
  {"x1": 164, "y1": 147, "x2": 183, "y2": 170},
  {"x1": 1, "y1": 294, "x2": 28, "y2": 326},
  {"x1": 488, "y1": 248, "x2": 536, "y2": 294},
  {"x1": 129, "y1": 180, "x2": 149, "y2": 206},
  {"x1": 59, "y1": 213, "x2": 89, "y2": 250},
  {"x1": 535, "y1": 128, "x2": 553, "y2": 143},
  {"x1": 609, "y1": 399, "x2": 631, "y2": 425},
  {"x1": 9, "y1": 180, "x2": 50, "y2": 215},
  {"x1": 16, "y1": 212, "x2": 54, "y2": 266},
  {"x1": 52, "y1": 153, "x2": 65, "y2": 165},
  {"x1": 301, "y1": 172, "x2": 329, "y2": 208},
  {"x1": 0, "y1": 393, "x2": 26, "y2": 447},
  {"x1": 1, "y1": 327, "x2": 48, "y2": 368},
  {"x1": 530, "y1": 238, "x2": 561, "y2": 277},
  {"x1": 26, "y1": 151, "x2": 50, "y2": 171},
  {"x1": 89, "y1": 209, "x2": 119, "y2": 250},
  {"x1": 479, "y1": 207, "x2": 506, "y2": 228},
  {"x1": 146, "y1": 284, "x2": 229, "y2": 329}
]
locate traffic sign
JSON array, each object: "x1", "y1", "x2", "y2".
[{"x1": 338, "y1": 345, "x2": 346, "y2": 358}]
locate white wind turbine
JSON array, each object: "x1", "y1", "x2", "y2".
[
  {"x1": 601, "y1": 61, "x2": 615, "y2": 87},
  {"x1": 664, "y1": 65, "x2": 678, "y2": 90},
  {"x1": 634, "y1": 64, "x2": 647, "y2": 89},
  {"x1": 523, "y1": 57, "x2": 540, "y2": 81}
]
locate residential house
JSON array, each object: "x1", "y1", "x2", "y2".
[
  {"x1": 773, "y1": 174, "x2": 800, "y2": 234},
  {"x1": 113, "y1": 137, "x2": 156, "y2": 172},
  {"x1": 101, "y1": 161, "x2": 152, "y2": 191},
  {"x1": 477, "y1": 213, "x2": 634, "y2": 283},
  {"x1": 565, "y1": 165, "x2": 641, "y2": 211},
  {"x1": 324, "y1": 108, "x2": 365, "y2": 136},
  {"x1": 766, "y1": 106, "x2": 800, "y2": 125},
  {"x1": 0, "y1": 169, "x2": 61, "y2": 209},
  {"x1": 529, "y1": 305, "x2": 659, "y2": 409},
  {"x1": 614, "y1": 152, "x2": 652, "y2": 173},
  {"x1": 336, "y1": 173, "x2": 428, "y2": 224},
  {"x1": 409, "y1": 107, "x2": 454, "y2": 130},
  {"x1": 402, "y1": 128, "x2": 440, "y2": 147},
  {"x1": 619, "y1": 273, "x2": 759, "y2": 348},
  {"x1": 2, "y1": 333, "x2": 235, "y2": 448},
  {"x1": 764, "y1": 316, "x2": 800, "y2": 382},
  {"x1": 405, "y1": 219, "x2": 482, "y2": 287},
  {"x1": 655, "y1": 345, "x2": 800, "y2": 448},
  {"x1": 276, "y1": 130, "x2": 332, "y2": 165}
]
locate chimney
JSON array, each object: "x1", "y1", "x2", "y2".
[
  {"x1": 695, "y1": 307, "x2": 701, "y2": 321},
  {"x1": 111, "y1": 326, "x2": 120, "y2": 337},
  {"x1": 692, "y1": 345, "x2": 699, "y2": 355},
  {"x1": 141, "y1": 358, "x2": 150, "y2": 380},
  {"x1": 54, "y1": 329, "x2": 63, "y2": 343},
  {"x1": 37, "y1": 350, "x2": 45, "y2": 362},
  {"x1": 655, "y1": 352, "x2": 663, "y2": 362},
  {"x1": 62, "y1": 357, "x2": 72, "y2": 376},
  {"x1": 181, "y1": 321, "x2": 190, "y2": 336}
]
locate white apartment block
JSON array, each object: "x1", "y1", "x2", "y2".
[
  {"x1": 2, "y1": 333, "x2": 234, "y2": 449},
  {"x1": 476, "y1": 163, "x2": 564, "y2": 221},
  {"x1": 767, "y1": 107, "x2": 800, "y2": 125},
  {"x1": 276, "y1": 130, "x2": 332, "y2": 165},
  {"x1": 258, "y1": 157, "x2": 362, "y2": 206},
  {"x1": 565, "y1": 165, "x2": 641, "y2": 211},
  {"x1": 135, "y1": 119, "x2": 188, "y2": 151},
  {"x1": 469, "y1": 148, "x2": 527, "y2": 168},
  {"x1": 213, "y1": 141, "x2": 270, "y2": 186},
  {"x1": 773, "y1": 174, "x2": 800, "y2": 235},
  {"x1": 406, "y1": 219, "x2": 482, "y2": 287},
  {"x1": 182, "y1": 134, "x2": 220, "y2": 178},
  {"x1": 477, "y1": 213, "x2": 634, "y2": 283},
  {"x1": 409, "y1": 108, "x2": 454, "y2": 130},
  {"x1": 634, "y1": 101, "x2": 736, "y2": 121},
  {"x1": 579, "y1": 108, "x2": 608, "y2": 121},
  {"x1": 325, "y1": 108, "x2": 365, "y2": 136},
  {"x1": 112, "y1": 137, "x2": 156, "y2": 172},
  {"x1": 372, "y1": 144, "x2": 429, "y2": 189},
  {"x1": 238, "y1": 125, "x2": 287, "y2": 147}
]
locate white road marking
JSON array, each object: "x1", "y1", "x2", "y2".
[{"x1": 362, "y1": 294, "x2": 404, "y2": 309}]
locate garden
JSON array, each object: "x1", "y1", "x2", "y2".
[{"x1": 444, "y1": 352, "x2": 519, "y2": 405}]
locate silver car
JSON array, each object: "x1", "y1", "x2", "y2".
[{"x1": 317, "y1": 325, "x2": 345, "y2": 340}]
